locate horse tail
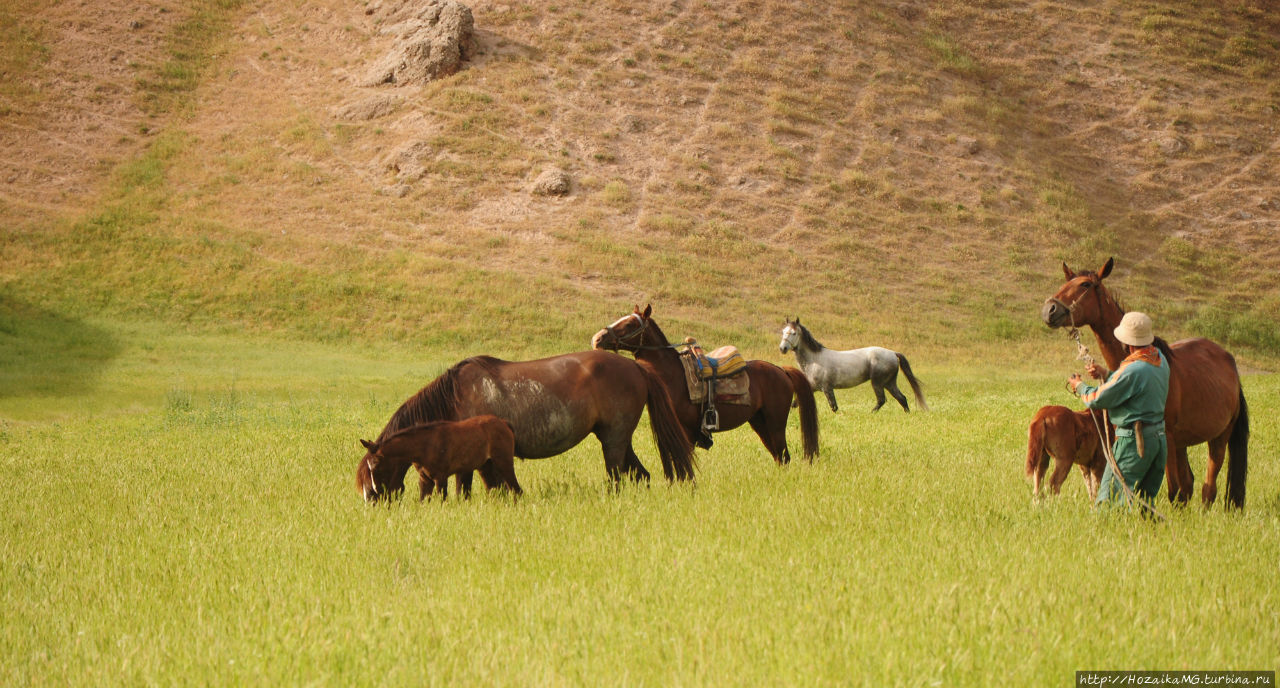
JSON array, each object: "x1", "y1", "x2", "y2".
[
  {"x1": 896, "y1": 353, "x2": 928, "y2": 411},
  {"x1": 1225, "y1": 387, "x2": 1249, "y2": 509},
  {"x1": 636, "y1": 360, "x2": 697, "y2": 482},
  {"x1": 783, "y1": 367, "x2": 820, "y2": 461},
  {"x1": 1025, "y1": 413, "x2": 1047, "y2": 479}
]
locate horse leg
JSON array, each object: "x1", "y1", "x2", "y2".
[
  {"x1": 870, "y1": 384, "x2": 887, "y2": 412},
  {"x1": 456, "y1": 470, "x2": 474, "y2": 500},
  {"x1": 622, "y1": 444, "x2": 651, "y2": 484},
  {"x1": 885, "y1": 380, "x2": 910, "y2": 412},
  {"x1": 596, "y1": 429, "x2": 632, "y2": 487},
  {"x1": 1165, "y1": 440, "x2": 1193, "y2": 505},
  {"x1": 417, "y1": 467, "x2": 436, "y2": 501},
  {"x1": 823, "y1": 387, "x2": 839, "y2": 412},
  {"x1": 1201, "y1": 435, "x2": 1229, "y2": 508},
  {"x1": 748, "y1": 410, "x2": 791, "y2": 465},
  {"x1": 1048, "y1": 457, "x2": 1072, "y2": 496},
  {"x1": 495, "y1": 455, "x2": 523, "y2": 497}
]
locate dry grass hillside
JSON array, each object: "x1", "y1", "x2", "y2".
[{"x1": 2, "y1": 0, "x2": 1278, "y2": 362}]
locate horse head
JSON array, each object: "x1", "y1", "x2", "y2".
[
  {"x1": 1041, "y1": 257, "x2": 1114, "y2": 329},
  {"x1": 356, "y1": 439, "x2": 406, "y2": 503},
  {"x1": 779, "y1": 317, "x2": 802, "y2": 354},
  {"x1": 591, "y1": 304, "x2": 652, "y2": 352}
]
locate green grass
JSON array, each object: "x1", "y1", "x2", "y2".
[{"x1": 2, "y1": 322, "x2": 1277, "y2": 685}]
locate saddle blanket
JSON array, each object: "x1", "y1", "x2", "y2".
[{"x1": 679, "y1": 349, "x2": 750, "y2": 405}]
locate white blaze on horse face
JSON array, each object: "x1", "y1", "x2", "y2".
[{"x1": 779, "y1": 325, "x2": 798, "y2": 354}]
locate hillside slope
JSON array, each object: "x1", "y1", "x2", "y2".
[{"x1": 2, "y1": 0, "x2": 1277, "y2": 361}]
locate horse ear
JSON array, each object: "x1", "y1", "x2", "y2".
[
  {"x1": 1099, "y1": 257, "x2": 1114, "y2": 280},
  {"x1": 1061, "y1": 261, "x2": 1073, "y2": 280},
  {"x1": 360, "y1": 439, "x2": 377, "y2": 451},
  {"x1": 642, "y1": 304, "x2": 652, "y2": 319}
]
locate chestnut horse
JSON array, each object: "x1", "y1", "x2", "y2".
[
  {"x1": 1025, "y1": 405, "x2": 1109, "y2": 501},
  {"x1": 356, "y1": 352, "x2": 695, "y2": 502},
  {"x1": 591, "y1": 305, "x2": 819, "y2": 464},
  {"x1": 1041, "y1": 258, "x2": 1249, "y2": 508},
  {"x1": 360, "y1": 415, "x2": 521, "y2": 501}
]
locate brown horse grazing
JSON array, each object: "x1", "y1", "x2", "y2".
[
  {"x1": 1025, "y1": 405, "x2": 1109, "y2": 501},
  {"x1": 591, "y1": 305, "x2": 819, "y2": 464},
  {"x1": 1041, "y1": 257, "x2": 1250, "y2": 508},
  {"x1": 356, "y1": 352, "x2": 695, "y2": 502},
  {"x1": 360, "y1": 415, "x2": 522, "y2": 501}
]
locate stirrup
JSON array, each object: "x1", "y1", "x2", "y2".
[{"x1": 702, "y1": 406, "x2": 720, "y2": 432}]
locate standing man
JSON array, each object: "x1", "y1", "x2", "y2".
[{"x1": 1067, "y1": 312, "x2": 1170, "y2": 507}]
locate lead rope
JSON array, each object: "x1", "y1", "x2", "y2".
[{"x1": 1064, "y1": 318, "x2": 1167, "y2": 522}]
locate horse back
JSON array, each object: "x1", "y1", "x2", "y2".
[{"x1": 454, "y1": 351, "x2": 646, "y2": 458}]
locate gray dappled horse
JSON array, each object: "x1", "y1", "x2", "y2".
[{"x1": 778, "y1": 318, "x2": 927, "y2": 413}]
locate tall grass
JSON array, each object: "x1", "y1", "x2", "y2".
[{"x1": 1, "y1": 324, "x2": 1277, "y2": 685}]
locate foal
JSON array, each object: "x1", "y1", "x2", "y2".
[
  {"x1": 360, "y1": 415, "x2": 522, "y2": 501},
  {"x1": 1025, "y1": 405, "x2": 1109, "y2": 501}
]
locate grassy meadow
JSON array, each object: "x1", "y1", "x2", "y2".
[
  {"x1": 2, "y1": 318, "x2": 1278, "y2": 685},
  {"x1": 3, "y1": 0, "x2": 1280, "y2": 684}
]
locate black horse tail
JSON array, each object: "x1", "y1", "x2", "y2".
[
  {"x1": 636, "y1": 360, "x2": 697, "y2": 482},
  {"x1": 896, "y1": 353, "x2": 929, "y2": 411},
  {"x1": 1225, "y1": 387, "x2": 1249, "y2": 509},
  {"x1": 783, "y1": 367, "x2": 820, "y2": 461}
]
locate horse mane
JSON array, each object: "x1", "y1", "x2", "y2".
[
  {"x1": 1153, "y1": 337, "x2": 1175, "y2": 369},
  {"x1": 794, "y1": 321, "x2": 824, "y2": 352},
  {"x1": 642, "y1": 317, "x2": 674, "y2": 348},
  {"x1": 1090, "y1": 282, "x2": 1176, "y2": 371},
  {"x1": 377, "y1": 356, "x2": 502, "y2": 440},
  {"x1": 378, "y1": 419, "x2": 454, "y2": 444}
]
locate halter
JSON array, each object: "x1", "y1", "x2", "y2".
[
  {"x1": 599, "y1": 313, "x2": 673, "y2": 352},
  {"x1": 1045, "y1": 278, "x2": 1104, "y2": 365}
]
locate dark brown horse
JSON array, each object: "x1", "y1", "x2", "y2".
[
  {"x1": 1041, "y1": 257, "x2": 1250, "y2": 508},
  {"x1": 360, "y1": 415, "x2": 522, "y2": 501},
  {"x1": 1025, "y1": 405, "x2": 1109, "y2": 501},
  {"x1": 356, "y1": 352, "x2": 695, "y2": 502},
  {"x1": 591, "y1": 305, "x2": 819, "y2": 464}
]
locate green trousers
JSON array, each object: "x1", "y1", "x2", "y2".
[{"x1": 1096, "y1": 425, "x2": 1167, "y2": 507}]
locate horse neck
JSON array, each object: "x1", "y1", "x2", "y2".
[
  {"x1": 1084, "y1": 287, "x2": 1127, "y2": 369},
  {"x1": 795, "y1": 327, "x2": 825, "y2": 361},
  {"x1": 634, "y1": 321, "x2": 681, "y2": 370}
]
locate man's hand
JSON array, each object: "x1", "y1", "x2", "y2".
[
  {"x1": 1067, "y1": 373, "x2": 1083, "y2": 395},
  {"x1": 1085, "y1": 362, "x2": 1107, "y2": 380}
]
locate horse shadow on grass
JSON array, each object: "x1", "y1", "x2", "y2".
[{"x1": 0, "y1": 295, "x2": 122, "y2": 399}]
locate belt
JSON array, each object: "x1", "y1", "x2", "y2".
[{"x1": 1114, "y1": 420, "x2": 1163, "y2": 436}]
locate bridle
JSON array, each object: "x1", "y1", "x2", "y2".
[
  {"x1": 600, "y1": 313, "x2": 677, "y2": 352},
  {"x1": 1044, "y1": 277, "x2": 1100, "y2": 331},
  {"x1": 779, "y1": 324, "x2": 801, "y2": 354}
]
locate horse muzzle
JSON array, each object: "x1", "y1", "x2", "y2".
[
  {"x1": 1041, "y1": 298, "x2": 1069, "y2": 328},
  {"x1": 590, "y1": 328, "x2": 614, "y2": 351}
]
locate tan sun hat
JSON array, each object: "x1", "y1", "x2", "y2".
[{"x1": 1114, "y1": 311, "x2": 1155, "y2": 347}]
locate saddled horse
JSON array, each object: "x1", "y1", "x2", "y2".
[
  {"x1": 356, "y1": 352, "x2": 695, "y2": 502},
  {"x1": 1041, "y1": 257, "x2": 1249, "y2": 508},
  {"x1": 778, "y1": 318, "x2": 927, "y2": 413},
  {"x1": 591, "y1": 305, "x2": 819, "y2": 464},
  {"x1": 1025, "y1": 405, "x2": 1109, "y2": 501}
]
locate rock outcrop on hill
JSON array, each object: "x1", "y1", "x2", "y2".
[{"x1": 363, "y1": 0, "x2": 476, "y2": 86}]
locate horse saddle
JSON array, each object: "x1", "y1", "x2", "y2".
[{"x1": 678, "y1": 341, "x2": 750, "y2": 406}]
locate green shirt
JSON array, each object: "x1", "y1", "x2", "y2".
[{"x1": 1078, "y1": 346, "x2": 1170, "y2": 428}]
